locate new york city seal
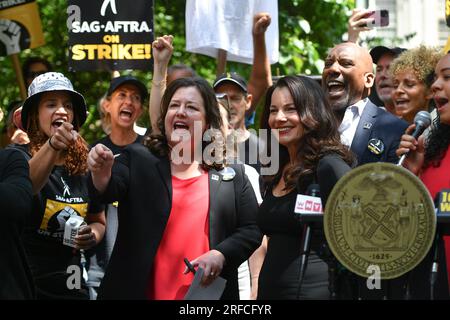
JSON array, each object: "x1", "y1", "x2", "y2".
[{"x1": 324, "y1": 162, "x2": 436, "y2": 279}]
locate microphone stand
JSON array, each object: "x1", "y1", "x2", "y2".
[
  {"x1": 296, "y1": 223, "x2": 311, "y2": 299},
  {"x1": 430, "y1": 230, "x2": 440, "y2": 300},
  {"x1": 327, "y1": 254, "x2": 338, "y2": 300}
]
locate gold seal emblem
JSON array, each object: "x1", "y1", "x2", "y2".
[{"x1": 324, "y1": 162, "x2": 436, "y2": 279}]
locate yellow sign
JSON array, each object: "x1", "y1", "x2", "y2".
[
  {"x1": 0, "y1": 0, "x2": 45, "y2": 56},
  {"x1": 68, "y1": 0, "x2": 154, "y2": 71},
  {"x1": 439, "y1": 190, "x2": 450, "y2": 212},
  {"x1": 444, "y1": 36, "x2": 450, "y2": 54},
  {"x1": 446, "y1": 0, "x2": 450, "y2": 24}
]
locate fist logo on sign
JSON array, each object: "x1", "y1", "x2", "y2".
[
  {"x1": 0, "y1": 19, "x2": 21, "y2": 55},
  {"x1": 101, "y1": 0, "x2": 118, "y2": 16}
]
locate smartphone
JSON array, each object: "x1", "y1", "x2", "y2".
[{"x1": 367, "y1": 9, "x2": 389, "y2": 28}]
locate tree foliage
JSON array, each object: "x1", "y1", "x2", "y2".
[{"x1": 0, "y1": 0, "x2": 354, "y2": 144}]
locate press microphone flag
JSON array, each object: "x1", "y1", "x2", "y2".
[
  {"x1": 398, "y1": 111, "x2": 432, "y2": 166},
  {"x1": 294, "y1": 184, "x2": 322, "y2": 216}
]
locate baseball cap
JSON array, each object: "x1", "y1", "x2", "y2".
[
  {"x1": 107, "y1": 75, "x2": 148, "y2": 100},
  {"x1": 213, "y1": 72, "x2": 248, "y2": 93},
  {"x1": 22, "y1": 72, "x2": 87, "y2": 131},
  {"x1": 370, "y1": 46, "x2": 407, "y2": 64}
]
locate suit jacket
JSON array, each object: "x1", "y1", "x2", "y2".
[
  {"x1": 88, "y1": 143, "x2": 262, "y2": 300},
  {"x1": 350, "y1": 100, "x2": 408, "y2": 165}
]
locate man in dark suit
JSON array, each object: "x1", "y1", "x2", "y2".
[
  {"x1": 321, "y1": 42, "x2": 409, "y2": 299},
  {"x1": 322, "y1": 42, "x2": 408, "y2": 166}
]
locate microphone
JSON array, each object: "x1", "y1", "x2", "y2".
[
  {"x1": 398, "y1": 111, "x2": 432, "y2": 166},
  {"x1": 306, "y1": 183, "x2": 320, "y2": 198},
  {"x1": 296, "y1": 183, "x2": 320, "y2": 299},
  {"x1": 294, "y1": 184, "x2": 322, "y2": 223}
]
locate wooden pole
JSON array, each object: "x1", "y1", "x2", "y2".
[
  {"x1": 10, "y1": 54, "x2": 27, "y2": 100},
  {"x1": 216, "y1": 49, "x2": 227, "y2": 77}
]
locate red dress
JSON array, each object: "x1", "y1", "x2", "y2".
[
  {"x1": 420, "y1": 146, "x2": 450, "y2": 290},
  {"x1": 147, "y1": 172, "x2": 210, "y2": 300}
]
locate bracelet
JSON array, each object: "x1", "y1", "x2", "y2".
[
  {"x1": 151, "y1": 78, "x2": 167, "y2": 87},
  {"x1": 48, "y1": 136, "x2": 61, "y2": 151}
]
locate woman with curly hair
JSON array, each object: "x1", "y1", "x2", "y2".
[
  {"x1": 396, "y1": 53, "x2": 450, "y2": 299},
  {"x1": 255, "y1": 75, "x2": 354, "y2": 300},
  {"x1": 88, "y1": 77, "x2": 262, "y2": 300},
  {"x1": 391, "y1": 46, "x2": 444, "y2": 123},
  {"x1": 10, "y1": 72, "x2": 105, "y2": 299}
]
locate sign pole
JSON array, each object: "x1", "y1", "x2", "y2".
[
  {"x1": 216, "y1": 49, "x2": 227, "y2": 77},
  {"x1": 10, "y1": 54, "x2": 27, "y2": 100}
]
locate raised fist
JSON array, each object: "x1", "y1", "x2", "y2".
[{"x1": 0, "y1": 19, "x2": 21, "y2": 55}]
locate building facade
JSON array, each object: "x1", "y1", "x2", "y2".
[{"x1": 355, "y1": 0, "x2": 448, "y2": 48}]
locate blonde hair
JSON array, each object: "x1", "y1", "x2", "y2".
[{"x1": 390, "y1": 46, "x2": 444, "y2": 84}]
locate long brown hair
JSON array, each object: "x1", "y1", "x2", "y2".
[{"x1": 260, "y1": 75, "x2": 354, "y2": 191}]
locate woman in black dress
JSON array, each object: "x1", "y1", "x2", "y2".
[{"x1": 256, "y1": 75, "x2": 353, "y2": 299}]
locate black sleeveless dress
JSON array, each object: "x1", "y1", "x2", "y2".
[{"x1": 257, "y1": 187, "x2": 330, "y2": 300}]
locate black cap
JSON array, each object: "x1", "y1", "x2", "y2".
[
  {"x1": 370, "y1": 46, "x2": 407, "y2": 64},
  {"x1": 213, "y1": 72, "x2": 247, "y2": 93},
  {"x1": 107, "y1": 76, "x2": 148, "y2": 100}
]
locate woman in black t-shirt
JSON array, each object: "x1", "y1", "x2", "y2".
[{"x1": 16, "y1": 72, "x2": 105, "y2": 299}]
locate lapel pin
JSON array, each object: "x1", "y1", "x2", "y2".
[
  {"x1": 363, "y1": 122, "x2": 373, "y2": 130},
  {"x1": 219, "y1": 167, "x2": 236, "y2": 181},
  {"x1": 367, "y1": 138, "x2": 385, "y2": 155},
  {"x1": 211, "y1": 174, "x2": 219, "y2": 181}
]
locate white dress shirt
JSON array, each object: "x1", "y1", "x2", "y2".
[{"x1": 338, "y1": 98, "x2": 368, "y2": 147}]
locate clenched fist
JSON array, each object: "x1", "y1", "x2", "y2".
[{"x1": 48, "y1": 122, "x2": 78, "y2": 151}]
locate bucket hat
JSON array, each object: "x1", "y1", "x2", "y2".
[{"x1": 21, "y1": 72, "x2": 87, "y2": 131}]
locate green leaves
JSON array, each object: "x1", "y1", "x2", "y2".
[
  {"x1": 0, "y1": 0, "x2": 355, "y2": 142},
  {"x1": 298, "y1": 19, "x2": 311, "y2": 34}
]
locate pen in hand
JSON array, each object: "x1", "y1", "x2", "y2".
[{"x1": 184, "y1": 258, "x2": 196, "y2": 275}]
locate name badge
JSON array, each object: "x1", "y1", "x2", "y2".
[
  {"x1": 294, "y1": 194, "x2": 323, "y2": 215},
  {"x1": 219, "y1": 167, "x2": 235, "y2": 181}
]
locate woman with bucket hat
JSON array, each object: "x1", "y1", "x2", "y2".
[{"x1": 9, "y1": 72, "x2": 105, "y2": 299}]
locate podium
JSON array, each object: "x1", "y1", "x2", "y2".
[{"x1": 310, "y1": 161, "x2": 450, "y2": 300}]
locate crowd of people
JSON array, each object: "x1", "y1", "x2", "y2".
[{"x1": 1, "y1": 8, "x2": 450, "y2": 300}]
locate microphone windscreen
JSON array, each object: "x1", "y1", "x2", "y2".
[
  {"x1": 414, "y1": 110, "x2": 431, "y2": 127},
  {"x1": 306, "y1": 183, "x2": 320, "y2": 197}
]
